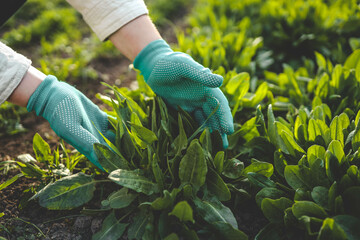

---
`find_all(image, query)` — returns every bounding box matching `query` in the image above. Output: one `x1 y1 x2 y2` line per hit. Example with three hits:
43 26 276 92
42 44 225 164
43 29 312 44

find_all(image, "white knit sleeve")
66 0 149 41
0 41 31 105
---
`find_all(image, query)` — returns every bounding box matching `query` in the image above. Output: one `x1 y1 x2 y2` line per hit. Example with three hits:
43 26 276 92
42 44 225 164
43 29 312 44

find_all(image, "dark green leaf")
292 201 328 219
129 122 158 146
311 186 329 210
247 172 277 189
127 209 148 240
212 221 248 240
92 211 128 240
254 223 283 240
105 188 137 209
179 139 207 191
261 197 293 223
109 169 159 195
333 215 360 240
242 161 273 178
33 173 96 210
151 188 180 210
317 218 347 240
193 198 237 229
207 167 231 201
214 151 224 174
342 186 360 218
94 143 130 173
222 158 244 179
255 187 287 207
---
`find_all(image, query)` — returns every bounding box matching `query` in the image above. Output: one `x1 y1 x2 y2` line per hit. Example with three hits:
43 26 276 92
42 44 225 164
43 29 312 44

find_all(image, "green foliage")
3 0 360 239
0 102 27 137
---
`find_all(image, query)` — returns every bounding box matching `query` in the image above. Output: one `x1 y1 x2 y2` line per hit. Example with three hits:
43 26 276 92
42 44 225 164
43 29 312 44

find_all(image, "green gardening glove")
27 75 114 170
133 39 234 148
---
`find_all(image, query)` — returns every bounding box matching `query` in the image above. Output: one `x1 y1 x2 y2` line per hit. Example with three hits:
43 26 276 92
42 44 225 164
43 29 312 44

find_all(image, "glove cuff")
133 39 173 81
27 75 58 119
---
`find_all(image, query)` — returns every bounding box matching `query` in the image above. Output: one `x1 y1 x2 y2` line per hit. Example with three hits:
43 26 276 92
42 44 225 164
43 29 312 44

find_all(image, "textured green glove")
27 75 114 169
133 39 234 148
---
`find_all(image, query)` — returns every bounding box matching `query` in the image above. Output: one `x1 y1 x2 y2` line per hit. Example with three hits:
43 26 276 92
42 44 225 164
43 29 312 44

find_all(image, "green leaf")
212 221 248 240
307 145 326 164
261 197 293 223
342 186 360 218
0 173 23 191
315 51 327 69
247 172 277 189
222 158 244 179
33 172 96 210
193 198 237 229
243 82 268 108
311 186 329 210
225 72 250 96
333 215 360 240
243 161 274 178
16 161 46 179
344 49 360 69
328 140 345 164
280 130 305 157
330 114 350 147
173 113 188 156
255 188 287 207
33 133 51 163
129 122 158 146
94 143 130 173
104 188 137 209
284 165 311 190
214 151 224 173
150 188 181 210
267 104 278 146
179 139 207 191
151 154 164 192
109 169 159 195
127 209 148 240
255 223 283 240
168 201 194 223
292 201 328 219
164 233 179 240
207 167 231 201
92 211 128 240
325 150 340 182
274 151 287 177
317 218 347 240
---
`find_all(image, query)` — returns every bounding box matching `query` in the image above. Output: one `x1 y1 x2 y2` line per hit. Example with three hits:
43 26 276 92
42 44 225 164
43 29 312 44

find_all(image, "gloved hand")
133 39 234 148
27 75 114 169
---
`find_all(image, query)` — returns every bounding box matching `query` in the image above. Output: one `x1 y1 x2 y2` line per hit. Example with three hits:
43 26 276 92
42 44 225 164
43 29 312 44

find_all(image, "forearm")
8 66 45 107
109 14 162 61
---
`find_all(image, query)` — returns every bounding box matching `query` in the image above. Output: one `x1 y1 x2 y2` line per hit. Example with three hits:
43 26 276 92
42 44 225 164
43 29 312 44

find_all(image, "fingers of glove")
200 101 230 149
221 132 229 149
173 53 223 88
202 97 223 134
206 88 234 135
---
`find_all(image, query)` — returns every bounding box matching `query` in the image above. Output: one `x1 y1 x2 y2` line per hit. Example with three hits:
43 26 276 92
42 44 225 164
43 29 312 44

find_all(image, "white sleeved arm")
0 41 31 105
66 0 149 41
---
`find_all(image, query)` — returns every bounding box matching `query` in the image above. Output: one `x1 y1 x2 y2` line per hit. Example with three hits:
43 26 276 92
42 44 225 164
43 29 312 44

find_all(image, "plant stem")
13 217 46 238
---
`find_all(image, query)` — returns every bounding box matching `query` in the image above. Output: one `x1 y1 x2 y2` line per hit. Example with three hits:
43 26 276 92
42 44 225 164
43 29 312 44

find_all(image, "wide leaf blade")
34 172 96 210
109 169 159 195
